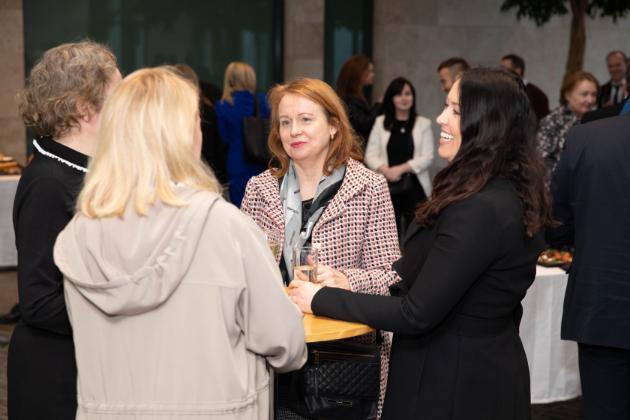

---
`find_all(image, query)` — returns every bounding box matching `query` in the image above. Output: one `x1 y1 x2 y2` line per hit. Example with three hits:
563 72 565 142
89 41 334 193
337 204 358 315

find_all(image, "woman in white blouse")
365 77 434 238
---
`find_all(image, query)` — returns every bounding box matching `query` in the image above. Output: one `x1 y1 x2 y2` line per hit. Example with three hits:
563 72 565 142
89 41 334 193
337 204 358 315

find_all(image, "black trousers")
578 342 630 420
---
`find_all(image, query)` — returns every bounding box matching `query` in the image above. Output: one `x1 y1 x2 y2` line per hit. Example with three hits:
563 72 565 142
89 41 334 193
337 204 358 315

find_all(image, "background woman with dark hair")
365 77 434 238
290 68 554 419
335 55 382 149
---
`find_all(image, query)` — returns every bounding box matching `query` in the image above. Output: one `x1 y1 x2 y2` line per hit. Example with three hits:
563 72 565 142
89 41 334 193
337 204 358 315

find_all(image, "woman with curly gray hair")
8 40 120 419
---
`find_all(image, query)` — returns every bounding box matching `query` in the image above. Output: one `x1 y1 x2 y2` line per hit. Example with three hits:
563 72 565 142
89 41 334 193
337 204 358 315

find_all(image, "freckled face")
278 94 337 169
436 80 462 162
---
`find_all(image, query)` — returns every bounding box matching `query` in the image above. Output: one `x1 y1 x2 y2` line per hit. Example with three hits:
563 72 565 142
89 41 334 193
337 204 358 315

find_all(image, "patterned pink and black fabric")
241 158 401 418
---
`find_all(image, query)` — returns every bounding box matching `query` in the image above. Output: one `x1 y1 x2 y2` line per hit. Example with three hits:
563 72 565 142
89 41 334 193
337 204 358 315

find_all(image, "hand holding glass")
292 245 318 282
265 230 282 261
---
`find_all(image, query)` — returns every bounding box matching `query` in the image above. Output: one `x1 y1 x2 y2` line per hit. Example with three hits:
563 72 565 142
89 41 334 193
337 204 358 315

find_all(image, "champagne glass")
292 245 318 282
265 229 282 261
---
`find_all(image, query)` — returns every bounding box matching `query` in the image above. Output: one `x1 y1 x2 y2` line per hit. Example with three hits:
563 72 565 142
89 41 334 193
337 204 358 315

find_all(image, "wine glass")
265 229 282 261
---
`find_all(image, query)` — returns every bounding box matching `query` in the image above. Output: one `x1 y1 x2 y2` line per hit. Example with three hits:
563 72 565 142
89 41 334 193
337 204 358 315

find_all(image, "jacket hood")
54 186 221 316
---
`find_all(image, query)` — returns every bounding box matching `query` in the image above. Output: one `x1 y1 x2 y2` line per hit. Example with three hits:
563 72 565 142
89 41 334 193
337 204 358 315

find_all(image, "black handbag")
242 97 271 165
289 340 380 419
388 172 416 196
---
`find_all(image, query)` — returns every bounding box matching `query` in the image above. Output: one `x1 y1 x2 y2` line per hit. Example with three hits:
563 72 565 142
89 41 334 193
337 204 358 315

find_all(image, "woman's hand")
378 165 399 183
288 280 322 314
315 264 351 290
390 163 412 180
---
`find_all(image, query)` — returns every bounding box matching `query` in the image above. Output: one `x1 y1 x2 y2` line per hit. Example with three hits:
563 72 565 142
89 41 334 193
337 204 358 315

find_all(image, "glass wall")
23 0 283 92
323 0 373 89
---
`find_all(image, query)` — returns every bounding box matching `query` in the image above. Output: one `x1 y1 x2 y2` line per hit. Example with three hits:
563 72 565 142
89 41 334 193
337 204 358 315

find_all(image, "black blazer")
525 82 550 121
597 81 613 109
581 97 628 124
313 178 544 420
547 113 630 350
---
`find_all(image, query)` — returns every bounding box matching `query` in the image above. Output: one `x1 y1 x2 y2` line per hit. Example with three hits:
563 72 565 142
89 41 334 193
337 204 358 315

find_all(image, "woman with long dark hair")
336 55 382 148
365 77 433 238
290 68 554 419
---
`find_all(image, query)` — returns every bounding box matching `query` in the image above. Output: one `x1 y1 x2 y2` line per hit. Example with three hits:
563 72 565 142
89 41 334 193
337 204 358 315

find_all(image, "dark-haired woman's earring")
330 132 335 141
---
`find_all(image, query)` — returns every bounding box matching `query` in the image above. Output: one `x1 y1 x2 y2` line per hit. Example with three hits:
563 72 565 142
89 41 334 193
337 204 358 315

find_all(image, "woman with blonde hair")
241 77 400 418
9 40 121 419
53 67 306 419
216 61 270 206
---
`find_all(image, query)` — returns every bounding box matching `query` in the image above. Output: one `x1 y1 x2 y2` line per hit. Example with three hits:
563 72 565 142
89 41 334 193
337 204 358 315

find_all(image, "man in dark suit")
597 50 627 109
501 53 550 121
547 113 630 420
582 66 630 123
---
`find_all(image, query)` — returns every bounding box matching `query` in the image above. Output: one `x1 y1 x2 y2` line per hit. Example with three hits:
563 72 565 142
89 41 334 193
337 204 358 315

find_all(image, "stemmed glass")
265 229 282 261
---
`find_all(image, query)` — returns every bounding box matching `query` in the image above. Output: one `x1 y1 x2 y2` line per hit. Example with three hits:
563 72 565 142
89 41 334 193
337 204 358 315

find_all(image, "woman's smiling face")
436 79 462 162
278 93 337 169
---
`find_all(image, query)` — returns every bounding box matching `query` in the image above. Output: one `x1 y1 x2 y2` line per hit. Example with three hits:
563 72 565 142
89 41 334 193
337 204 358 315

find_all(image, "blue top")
215 90 270 178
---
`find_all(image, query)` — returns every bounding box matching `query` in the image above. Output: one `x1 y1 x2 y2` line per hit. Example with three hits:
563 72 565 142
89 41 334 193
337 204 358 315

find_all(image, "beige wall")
284 0 324 80
0 0 25 164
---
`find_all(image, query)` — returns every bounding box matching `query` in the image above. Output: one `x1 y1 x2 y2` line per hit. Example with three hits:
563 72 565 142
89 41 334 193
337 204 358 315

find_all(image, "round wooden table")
303 313 374 343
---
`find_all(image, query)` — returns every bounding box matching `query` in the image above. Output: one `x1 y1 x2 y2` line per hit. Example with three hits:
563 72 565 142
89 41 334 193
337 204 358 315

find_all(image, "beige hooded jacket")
53 186 307 419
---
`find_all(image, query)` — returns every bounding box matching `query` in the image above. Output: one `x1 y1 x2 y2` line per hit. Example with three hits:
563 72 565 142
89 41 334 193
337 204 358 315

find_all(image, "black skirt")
8 322 77 419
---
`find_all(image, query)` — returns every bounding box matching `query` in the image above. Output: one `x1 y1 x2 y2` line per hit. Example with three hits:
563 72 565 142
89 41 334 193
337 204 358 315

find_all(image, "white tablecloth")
0 175 19 267
520 265 581 403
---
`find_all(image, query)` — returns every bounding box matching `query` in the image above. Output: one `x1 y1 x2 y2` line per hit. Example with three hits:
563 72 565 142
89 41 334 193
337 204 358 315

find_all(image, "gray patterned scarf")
280 161 346 277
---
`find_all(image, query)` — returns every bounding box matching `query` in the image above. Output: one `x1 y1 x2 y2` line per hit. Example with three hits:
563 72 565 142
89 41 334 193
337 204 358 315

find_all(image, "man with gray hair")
597 50 627 108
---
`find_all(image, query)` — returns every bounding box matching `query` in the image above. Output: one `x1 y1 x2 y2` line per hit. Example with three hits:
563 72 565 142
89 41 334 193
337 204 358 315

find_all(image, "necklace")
32 139 88 173
400 127 406 133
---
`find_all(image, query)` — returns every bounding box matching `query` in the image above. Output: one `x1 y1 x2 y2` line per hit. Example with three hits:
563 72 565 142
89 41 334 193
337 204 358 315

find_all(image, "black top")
342 95 382 145
8 136 86 419
386 120 414 166
200 102 228 185
547 113 630 350
13 137 87 333
312 177 544 419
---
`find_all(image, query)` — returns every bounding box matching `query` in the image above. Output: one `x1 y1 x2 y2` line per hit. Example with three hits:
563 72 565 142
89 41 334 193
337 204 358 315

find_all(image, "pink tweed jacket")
241 158 400 417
